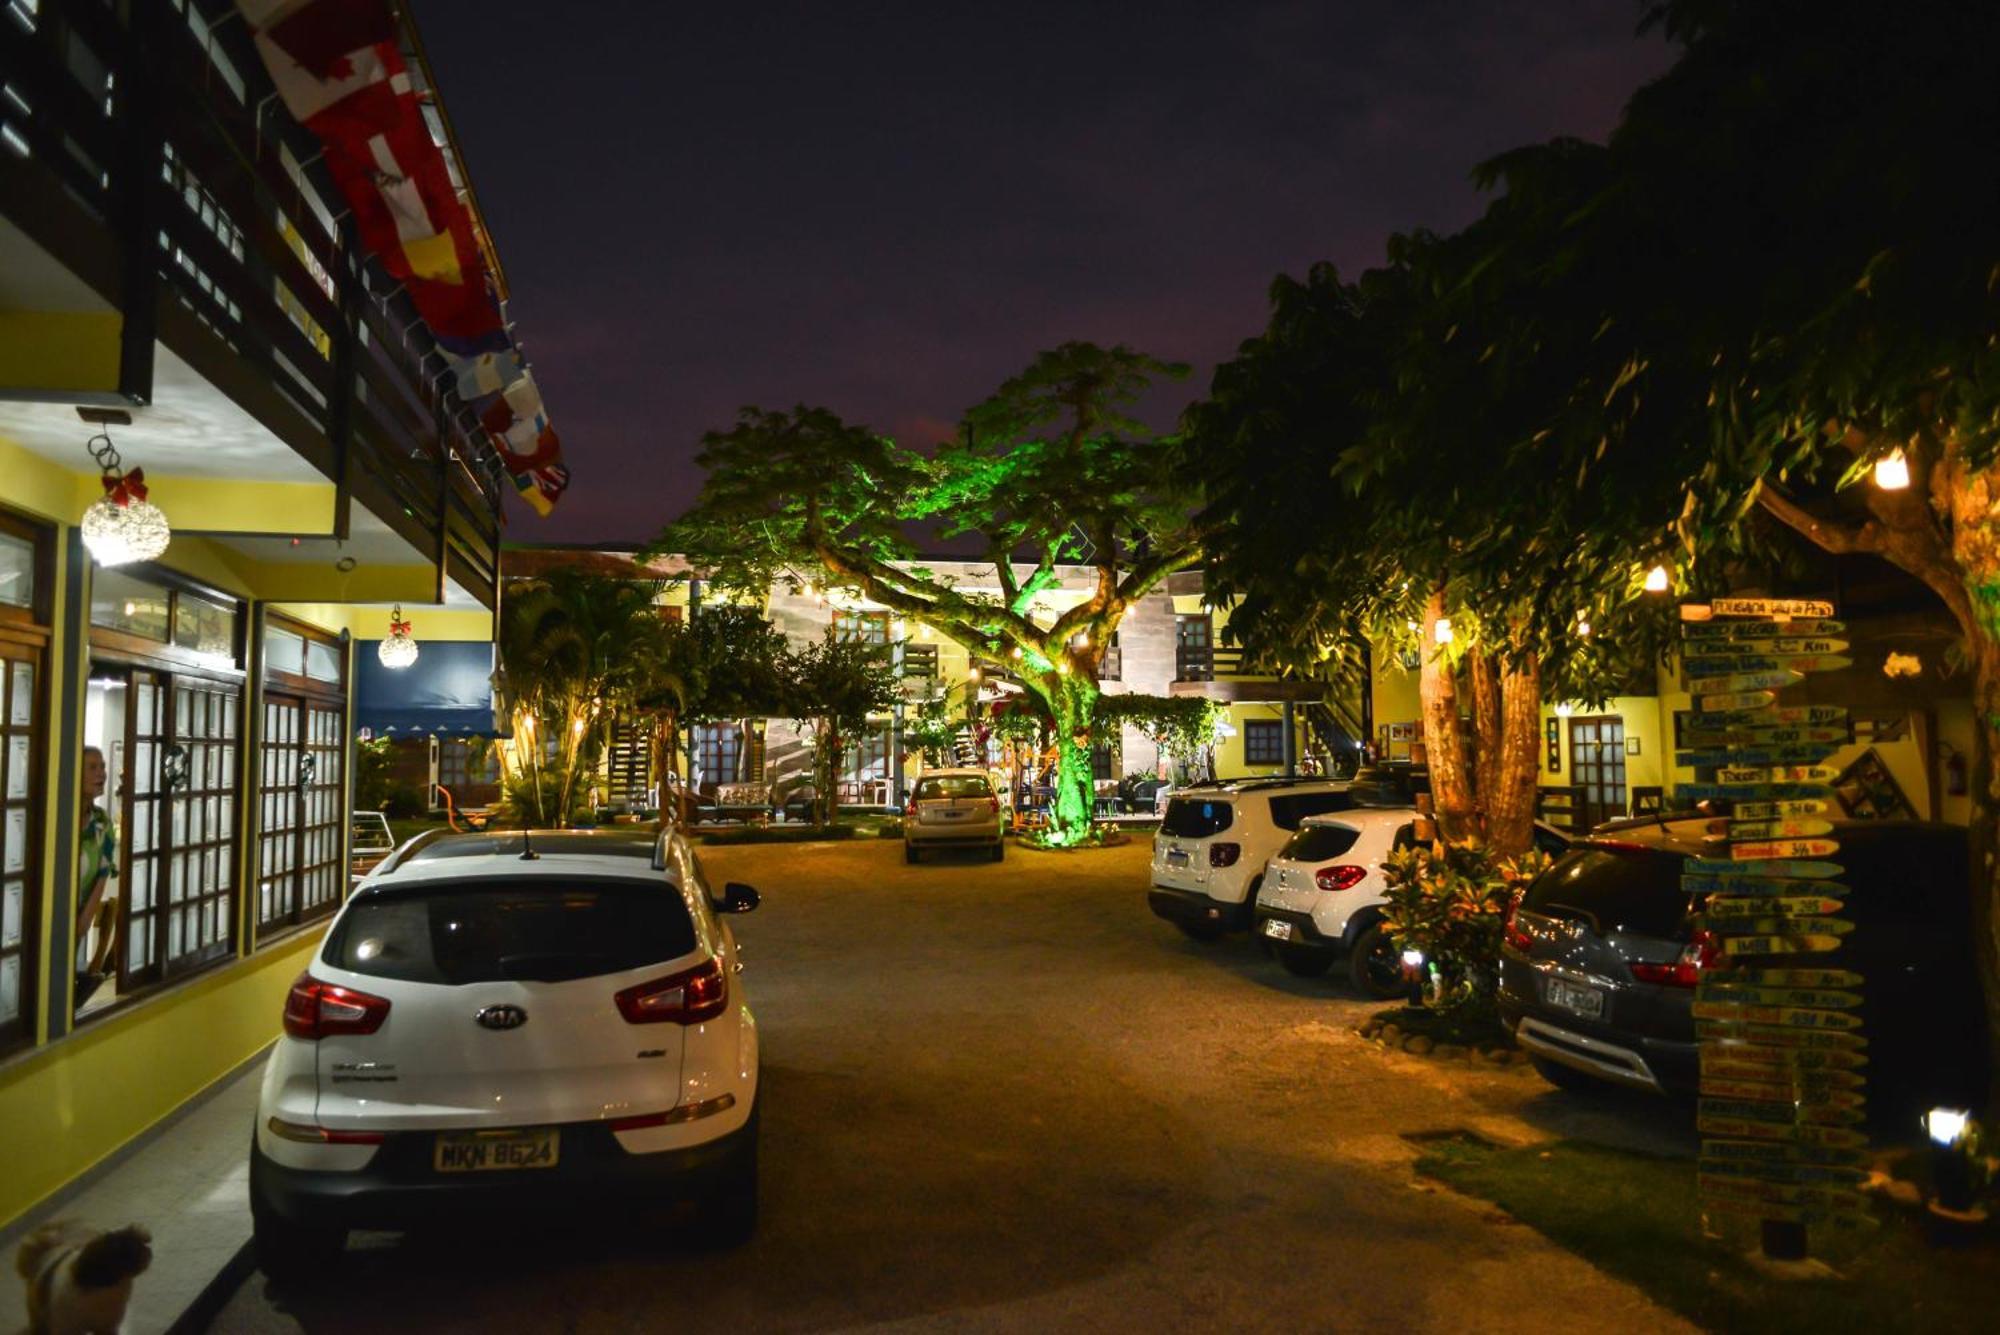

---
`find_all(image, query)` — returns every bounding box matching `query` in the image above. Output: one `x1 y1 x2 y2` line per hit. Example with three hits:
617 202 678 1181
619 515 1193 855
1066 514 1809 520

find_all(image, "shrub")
1379 840 1548 1018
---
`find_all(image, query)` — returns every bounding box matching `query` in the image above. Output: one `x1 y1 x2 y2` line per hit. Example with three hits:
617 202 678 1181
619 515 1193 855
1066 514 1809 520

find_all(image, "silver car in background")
903 769 1006 862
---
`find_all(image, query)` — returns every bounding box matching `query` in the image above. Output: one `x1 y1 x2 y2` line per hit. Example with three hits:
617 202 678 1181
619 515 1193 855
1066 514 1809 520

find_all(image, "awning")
354 640 507 738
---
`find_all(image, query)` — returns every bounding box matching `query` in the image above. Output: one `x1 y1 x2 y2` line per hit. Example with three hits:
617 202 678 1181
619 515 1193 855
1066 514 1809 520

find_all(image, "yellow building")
0 3 516 1227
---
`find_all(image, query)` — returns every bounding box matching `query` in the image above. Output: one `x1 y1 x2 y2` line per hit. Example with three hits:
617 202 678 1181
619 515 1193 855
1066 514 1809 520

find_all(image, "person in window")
75 745 118 1005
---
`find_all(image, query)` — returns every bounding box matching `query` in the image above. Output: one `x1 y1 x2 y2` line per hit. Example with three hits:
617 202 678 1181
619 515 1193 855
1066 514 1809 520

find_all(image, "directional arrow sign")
1702 818 1835 841
1693 690 1778 713
1699 1079 1867 1110
1701 1123 1870 1153
1729 838 1841 861
1680 783 1832 802
1697 1176 1869 1212
1731 967 1865 989
1702 897 1850 921
1729 800 1829 820
1703 1137 1867 1164
1686 857 1843 879
1676 704 1849 727
1713 765 1840 784
1680 728 1847 748
1701 1098 1864 1126
1683 618 1845 639
1683 638 1849 659
1693 1002 1862 1029
1690 670 1806 696
1705 597 1837 619
1684 876 1848 897
1705 915 1854 938
1700 1059 1866 1087
1701 1042 1868 1070
1720 933 1848 956
1677 746 1841 768
1696 982 1860 1008
1698 1021 1867 1049
1685 655 1852 678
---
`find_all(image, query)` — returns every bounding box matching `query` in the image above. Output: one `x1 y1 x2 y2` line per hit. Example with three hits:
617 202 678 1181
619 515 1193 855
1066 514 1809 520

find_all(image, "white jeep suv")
249 827 760 1276
1255 809 1573 997
1147 779 1356 940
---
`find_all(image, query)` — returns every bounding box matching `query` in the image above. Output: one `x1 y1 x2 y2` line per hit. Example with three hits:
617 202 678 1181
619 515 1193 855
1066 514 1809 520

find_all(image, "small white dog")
15 1221 152 1335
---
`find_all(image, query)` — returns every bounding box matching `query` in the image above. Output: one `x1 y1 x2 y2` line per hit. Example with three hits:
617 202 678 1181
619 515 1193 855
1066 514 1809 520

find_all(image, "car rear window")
1523 846 1692 939
328 879 698 985
1268 791 1355 830
1280 823 1362 862
1162 797 1234 838
915 775 991 800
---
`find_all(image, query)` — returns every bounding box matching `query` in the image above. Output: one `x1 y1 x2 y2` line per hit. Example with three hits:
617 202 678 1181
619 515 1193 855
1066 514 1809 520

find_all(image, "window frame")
1243 718 1285 766
0 508 52 1056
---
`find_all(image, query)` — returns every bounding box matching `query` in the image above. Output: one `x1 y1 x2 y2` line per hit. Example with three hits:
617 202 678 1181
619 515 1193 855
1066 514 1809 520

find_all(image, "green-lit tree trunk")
1028 671 1102 847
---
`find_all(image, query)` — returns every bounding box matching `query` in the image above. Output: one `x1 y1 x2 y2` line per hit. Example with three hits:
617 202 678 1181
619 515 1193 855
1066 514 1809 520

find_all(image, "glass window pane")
90 569 170 640
305 638 341 683
174 592 237 659
265 627 305 676
0 531 33 608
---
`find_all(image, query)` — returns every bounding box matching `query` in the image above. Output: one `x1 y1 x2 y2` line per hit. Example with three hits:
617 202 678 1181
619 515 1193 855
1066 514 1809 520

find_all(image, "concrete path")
197 837 1697 1333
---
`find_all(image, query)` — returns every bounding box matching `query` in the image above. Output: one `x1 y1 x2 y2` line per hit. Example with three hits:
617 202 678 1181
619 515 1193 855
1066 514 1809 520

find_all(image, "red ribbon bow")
390 617 411 637
103 467 148 507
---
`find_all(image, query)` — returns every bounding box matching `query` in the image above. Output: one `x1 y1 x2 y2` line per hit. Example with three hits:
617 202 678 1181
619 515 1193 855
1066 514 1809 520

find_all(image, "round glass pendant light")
80 431 170 567
378 605 419 669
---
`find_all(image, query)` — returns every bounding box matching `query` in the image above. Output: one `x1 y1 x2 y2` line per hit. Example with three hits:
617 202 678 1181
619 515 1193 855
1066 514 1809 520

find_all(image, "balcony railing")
0 0 504 604
1177 644 1262 681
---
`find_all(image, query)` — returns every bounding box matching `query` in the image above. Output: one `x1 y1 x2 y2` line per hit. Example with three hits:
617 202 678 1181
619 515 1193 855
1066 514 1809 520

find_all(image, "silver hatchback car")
903 769 1005 863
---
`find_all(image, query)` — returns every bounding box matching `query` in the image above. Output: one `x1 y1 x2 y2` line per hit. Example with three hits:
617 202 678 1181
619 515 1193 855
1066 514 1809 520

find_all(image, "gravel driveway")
213 837 1696 1334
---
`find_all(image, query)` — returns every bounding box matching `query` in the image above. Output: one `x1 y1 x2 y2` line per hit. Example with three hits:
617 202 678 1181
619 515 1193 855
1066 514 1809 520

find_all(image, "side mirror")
722 881 760 914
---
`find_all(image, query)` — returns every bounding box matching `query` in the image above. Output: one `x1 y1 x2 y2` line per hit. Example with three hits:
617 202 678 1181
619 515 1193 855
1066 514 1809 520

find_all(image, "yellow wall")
0 312 121 397
1212 702 1307 779
0 933 320 1226
273 602 494 643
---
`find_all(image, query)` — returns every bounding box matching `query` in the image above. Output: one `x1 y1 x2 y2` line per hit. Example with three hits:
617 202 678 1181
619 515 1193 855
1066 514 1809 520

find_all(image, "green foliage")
1093 694 1221 761
653 342 1209 847
487 766 584 829
784 630 903 825
903 680 968 766
1378 842 1548 1018
633 604 793 724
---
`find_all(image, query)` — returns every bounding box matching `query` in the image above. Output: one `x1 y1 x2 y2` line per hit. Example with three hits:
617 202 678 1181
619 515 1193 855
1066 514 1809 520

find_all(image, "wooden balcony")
1171 645 1322 702
0 0 504 605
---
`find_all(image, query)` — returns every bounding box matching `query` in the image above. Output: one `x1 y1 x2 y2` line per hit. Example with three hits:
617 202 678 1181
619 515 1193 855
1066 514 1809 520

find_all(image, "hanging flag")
236 0 569 516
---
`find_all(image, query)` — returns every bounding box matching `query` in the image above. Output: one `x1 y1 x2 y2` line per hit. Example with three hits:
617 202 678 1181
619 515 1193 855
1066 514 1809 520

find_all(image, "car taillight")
1314 864 1367 892
616 958 728 1024
282 973 390 1040
1502 901 1533 953
266 1116 385 1146
1631 929 1719 988
1209 843 1241 868
905 798 917 816
987 796 1000 814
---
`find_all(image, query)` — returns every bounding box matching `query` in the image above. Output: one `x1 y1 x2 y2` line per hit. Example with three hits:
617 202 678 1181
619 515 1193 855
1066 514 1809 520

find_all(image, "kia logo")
476 1004 528 1031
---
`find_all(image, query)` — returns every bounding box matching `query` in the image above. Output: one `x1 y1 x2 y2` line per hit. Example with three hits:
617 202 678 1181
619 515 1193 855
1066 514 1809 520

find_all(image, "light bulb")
1874 449 1911 491
1644 565 1670 593
1432 617 1453 644
81 497 171 567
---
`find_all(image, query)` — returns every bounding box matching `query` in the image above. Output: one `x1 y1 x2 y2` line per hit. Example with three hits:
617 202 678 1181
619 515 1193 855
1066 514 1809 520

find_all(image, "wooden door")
0 639 42 1044
1568 715 1628 830
119 670 167 991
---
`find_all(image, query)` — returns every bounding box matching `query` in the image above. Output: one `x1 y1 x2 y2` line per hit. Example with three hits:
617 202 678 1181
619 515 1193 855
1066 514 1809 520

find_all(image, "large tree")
783 630 903 826
654 342 1203 846
1184 254 1669 855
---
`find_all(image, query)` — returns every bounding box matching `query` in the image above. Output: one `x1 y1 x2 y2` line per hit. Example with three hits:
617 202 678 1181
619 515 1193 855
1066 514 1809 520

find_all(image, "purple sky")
419 2 1674 544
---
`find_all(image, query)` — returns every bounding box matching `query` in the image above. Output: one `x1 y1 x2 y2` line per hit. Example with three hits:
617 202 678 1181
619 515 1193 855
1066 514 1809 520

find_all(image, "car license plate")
434 1128 559 1173
1545 978 1606 1020
1165 848 1190 867
1262 918 1294 941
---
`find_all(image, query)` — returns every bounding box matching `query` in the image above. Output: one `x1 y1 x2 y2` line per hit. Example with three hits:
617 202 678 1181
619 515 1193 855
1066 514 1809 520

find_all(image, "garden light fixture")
377 605 419 669
1873 449 1911 491
1432 617 1453 644
79 431 170 567
1924 1106 1989 1222
1643 564 1670 593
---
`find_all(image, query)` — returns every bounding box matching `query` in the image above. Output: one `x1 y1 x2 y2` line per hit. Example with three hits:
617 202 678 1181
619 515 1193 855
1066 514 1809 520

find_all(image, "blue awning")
355 639 507 738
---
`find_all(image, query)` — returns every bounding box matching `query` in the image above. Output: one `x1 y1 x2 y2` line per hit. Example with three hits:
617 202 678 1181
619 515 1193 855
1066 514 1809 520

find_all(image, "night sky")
418 2 1673 544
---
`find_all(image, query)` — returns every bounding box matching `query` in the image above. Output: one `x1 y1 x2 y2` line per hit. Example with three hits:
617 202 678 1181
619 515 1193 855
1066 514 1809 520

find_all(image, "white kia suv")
249 827 761 1276
1147 779 1356 940
1254 809 1572 997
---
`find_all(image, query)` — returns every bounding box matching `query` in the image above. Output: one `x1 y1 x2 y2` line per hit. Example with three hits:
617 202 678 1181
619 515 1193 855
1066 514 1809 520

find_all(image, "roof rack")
374 826 457 876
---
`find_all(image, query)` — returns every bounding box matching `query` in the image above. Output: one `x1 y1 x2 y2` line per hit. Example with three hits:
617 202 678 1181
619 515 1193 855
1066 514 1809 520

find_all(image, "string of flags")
236 0 569 515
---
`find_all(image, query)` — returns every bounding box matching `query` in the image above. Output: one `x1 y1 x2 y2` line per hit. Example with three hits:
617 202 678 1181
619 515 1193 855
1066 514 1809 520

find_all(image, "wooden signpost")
1679 598 1865 1260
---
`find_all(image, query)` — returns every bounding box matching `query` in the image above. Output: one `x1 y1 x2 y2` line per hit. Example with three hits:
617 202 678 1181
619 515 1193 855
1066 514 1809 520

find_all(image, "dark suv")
1497 818 1988 1125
